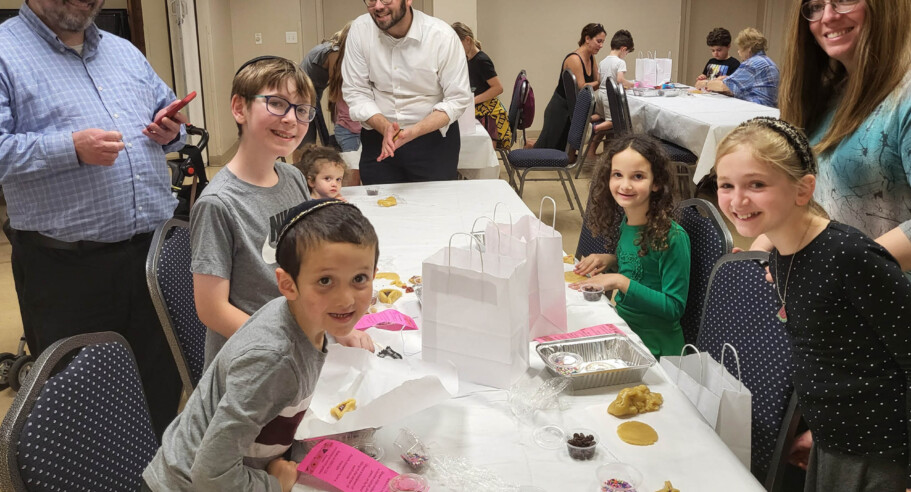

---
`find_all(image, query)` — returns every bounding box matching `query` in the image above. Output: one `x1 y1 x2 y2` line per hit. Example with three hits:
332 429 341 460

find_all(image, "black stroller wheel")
9 354 35 392
0 352 16 390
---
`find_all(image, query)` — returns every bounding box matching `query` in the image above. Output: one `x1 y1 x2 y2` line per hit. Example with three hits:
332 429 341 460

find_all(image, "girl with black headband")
715 117 911 492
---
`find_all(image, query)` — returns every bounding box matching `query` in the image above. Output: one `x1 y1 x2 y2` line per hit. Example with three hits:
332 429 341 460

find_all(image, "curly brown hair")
706 27 732 47
587 134 674 257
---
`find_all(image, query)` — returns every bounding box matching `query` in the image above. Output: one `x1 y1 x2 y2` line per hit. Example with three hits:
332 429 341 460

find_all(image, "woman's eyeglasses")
254 95 316 123
800 0 861 21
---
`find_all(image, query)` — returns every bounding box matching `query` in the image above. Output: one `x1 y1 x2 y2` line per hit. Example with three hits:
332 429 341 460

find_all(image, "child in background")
598 29 636 90
571 134 690 357
192 57 371 370
715 117 911 492
324 22 363 186
696 27 740 82
143 200 379 492
299 145 348 201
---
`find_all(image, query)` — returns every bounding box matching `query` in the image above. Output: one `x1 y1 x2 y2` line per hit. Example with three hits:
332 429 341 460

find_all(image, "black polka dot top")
770 221 911 465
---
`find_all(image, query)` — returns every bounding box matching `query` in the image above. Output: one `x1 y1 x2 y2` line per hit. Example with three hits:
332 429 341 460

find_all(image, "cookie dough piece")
378 288 402 304
608 384 664 417
378 196 397 207
617 421 658 446
655 481 680 492
564 271 588 283
331 398 357 419
375 272 401 282
563 255 576 264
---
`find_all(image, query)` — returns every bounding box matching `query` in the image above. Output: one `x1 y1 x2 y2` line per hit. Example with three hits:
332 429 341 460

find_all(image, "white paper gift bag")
660 343 752 468
483 198 567 339
656 51 673 85
422 233 530 389
636 54 658 87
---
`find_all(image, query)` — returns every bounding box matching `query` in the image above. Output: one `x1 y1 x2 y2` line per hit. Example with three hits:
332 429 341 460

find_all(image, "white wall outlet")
285 31 298 44
254 32 262 45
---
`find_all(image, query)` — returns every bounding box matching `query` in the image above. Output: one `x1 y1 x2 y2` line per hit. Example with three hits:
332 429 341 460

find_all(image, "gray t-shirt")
190 161 310 366
143 297 327 492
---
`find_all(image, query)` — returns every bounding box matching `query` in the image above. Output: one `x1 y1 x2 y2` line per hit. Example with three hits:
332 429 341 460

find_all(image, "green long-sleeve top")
614 218 690 357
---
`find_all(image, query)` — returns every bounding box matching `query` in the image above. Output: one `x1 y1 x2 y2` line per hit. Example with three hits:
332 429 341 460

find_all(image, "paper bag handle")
674 344 704 386
447 232 484 272
719 342 744 391
492 202 513 236
538 196 557 234
469 216 503 254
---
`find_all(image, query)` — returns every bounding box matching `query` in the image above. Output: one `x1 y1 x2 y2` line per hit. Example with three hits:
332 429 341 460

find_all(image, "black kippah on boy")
275 198 358 259
746 117 818 174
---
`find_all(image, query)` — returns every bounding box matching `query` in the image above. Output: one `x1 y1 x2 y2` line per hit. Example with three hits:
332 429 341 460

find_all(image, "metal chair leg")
517 169 529 197
556 170 574 210
564 170 585 217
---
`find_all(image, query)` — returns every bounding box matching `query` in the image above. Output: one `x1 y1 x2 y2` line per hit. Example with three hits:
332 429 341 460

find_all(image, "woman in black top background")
452 22 511 149
532 23 606 150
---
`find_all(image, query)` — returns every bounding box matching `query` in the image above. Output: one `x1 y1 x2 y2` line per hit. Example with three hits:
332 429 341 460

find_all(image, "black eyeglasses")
800 0 861 21
364 0 393 6
254 95 316 123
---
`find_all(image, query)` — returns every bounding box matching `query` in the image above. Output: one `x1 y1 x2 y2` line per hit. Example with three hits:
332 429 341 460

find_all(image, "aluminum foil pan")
536 335 656 389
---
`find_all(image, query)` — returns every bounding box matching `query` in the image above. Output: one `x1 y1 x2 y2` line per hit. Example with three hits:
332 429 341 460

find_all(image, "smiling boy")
143 199 379 492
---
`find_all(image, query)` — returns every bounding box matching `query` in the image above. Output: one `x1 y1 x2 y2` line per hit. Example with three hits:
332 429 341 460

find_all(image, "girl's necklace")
773 217 815 323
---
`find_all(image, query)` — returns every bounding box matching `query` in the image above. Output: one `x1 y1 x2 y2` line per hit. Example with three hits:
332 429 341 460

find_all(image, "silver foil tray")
536 335 657 390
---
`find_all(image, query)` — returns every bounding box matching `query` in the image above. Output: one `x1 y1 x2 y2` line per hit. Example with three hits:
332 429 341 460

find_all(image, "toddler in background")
299 145 348 201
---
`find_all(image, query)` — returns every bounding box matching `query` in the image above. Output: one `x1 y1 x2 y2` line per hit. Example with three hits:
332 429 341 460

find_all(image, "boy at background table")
143 200 379 492
191 57 371 370
696 27 740 83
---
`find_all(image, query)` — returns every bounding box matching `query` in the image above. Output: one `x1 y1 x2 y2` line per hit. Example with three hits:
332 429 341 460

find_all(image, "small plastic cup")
366 187 380 196
388 473 429 492
565 428 599 461
532 424 566 449
548 351 582 376
582 285 604 302
596 463 643 491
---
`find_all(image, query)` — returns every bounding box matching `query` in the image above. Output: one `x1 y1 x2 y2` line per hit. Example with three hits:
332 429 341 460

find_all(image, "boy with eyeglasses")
190 56 373 368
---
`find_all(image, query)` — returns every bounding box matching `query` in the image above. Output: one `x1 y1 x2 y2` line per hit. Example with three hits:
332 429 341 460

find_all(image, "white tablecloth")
628 93 779 183
342 120 500 180
296 180 764 491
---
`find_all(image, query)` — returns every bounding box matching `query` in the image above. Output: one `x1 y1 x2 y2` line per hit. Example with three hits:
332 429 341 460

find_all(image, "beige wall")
195 0 238 162
432 0 476 32
142 0 173 89
478 0 684 133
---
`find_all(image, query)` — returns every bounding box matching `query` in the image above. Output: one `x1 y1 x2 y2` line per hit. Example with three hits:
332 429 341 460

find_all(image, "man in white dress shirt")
342 0 472 184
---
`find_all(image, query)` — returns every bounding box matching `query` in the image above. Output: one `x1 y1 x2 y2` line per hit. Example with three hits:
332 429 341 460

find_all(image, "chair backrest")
561 68 578 117
566 85 595 152
673 198 733 345
0 332 159 492
606 78 632 134
695 252 794 484
146 217 206 391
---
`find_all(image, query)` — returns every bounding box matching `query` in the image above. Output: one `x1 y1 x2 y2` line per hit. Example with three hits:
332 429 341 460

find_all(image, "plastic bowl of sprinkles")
597 463 643 491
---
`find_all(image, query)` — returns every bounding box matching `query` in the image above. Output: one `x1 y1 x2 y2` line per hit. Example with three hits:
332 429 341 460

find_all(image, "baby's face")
309 163 345 199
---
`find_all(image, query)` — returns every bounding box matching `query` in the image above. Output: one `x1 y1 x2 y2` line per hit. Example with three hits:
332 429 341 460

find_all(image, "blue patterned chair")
673 198 733 345
0 332 158 492
506 85 595 216
146 217 206 392
695 252 798 487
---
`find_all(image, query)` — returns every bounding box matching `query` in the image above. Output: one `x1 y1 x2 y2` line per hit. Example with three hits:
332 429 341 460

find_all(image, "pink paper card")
533 324 625 343
297 440 398 492
354 310 418 331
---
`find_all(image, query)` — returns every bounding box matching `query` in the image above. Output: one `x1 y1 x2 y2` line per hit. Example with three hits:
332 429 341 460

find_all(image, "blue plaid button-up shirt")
0 4 185 242
723 51 780 108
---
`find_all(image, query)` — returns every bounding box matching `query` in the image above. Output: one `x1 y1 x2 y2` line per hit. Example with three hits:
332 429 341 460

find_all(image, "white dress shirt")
342 9 472 136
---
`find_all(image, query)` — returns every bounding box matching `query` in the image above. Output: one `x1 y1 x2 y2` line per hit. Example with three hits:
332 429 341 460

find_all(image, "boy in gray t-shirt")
144 199 380 492
191 56 373 368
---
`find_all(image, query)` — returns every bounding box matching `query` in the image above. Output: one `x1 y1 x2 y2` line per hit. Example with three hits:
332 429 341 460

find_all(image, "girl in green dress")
571 134 690 357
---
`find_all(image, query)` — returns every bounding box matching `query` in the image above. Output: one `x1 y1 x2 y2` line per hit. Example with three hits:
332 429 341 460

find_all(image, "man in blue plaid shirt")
0 0 184 439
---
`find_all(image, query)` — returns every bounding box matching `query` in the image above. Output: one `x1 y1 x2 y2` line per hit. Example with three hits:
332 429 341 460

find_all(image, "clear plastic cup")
565 428 599 461
596 463 643 491
582 285 604 301
387 473 429 492
548 351 583 376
